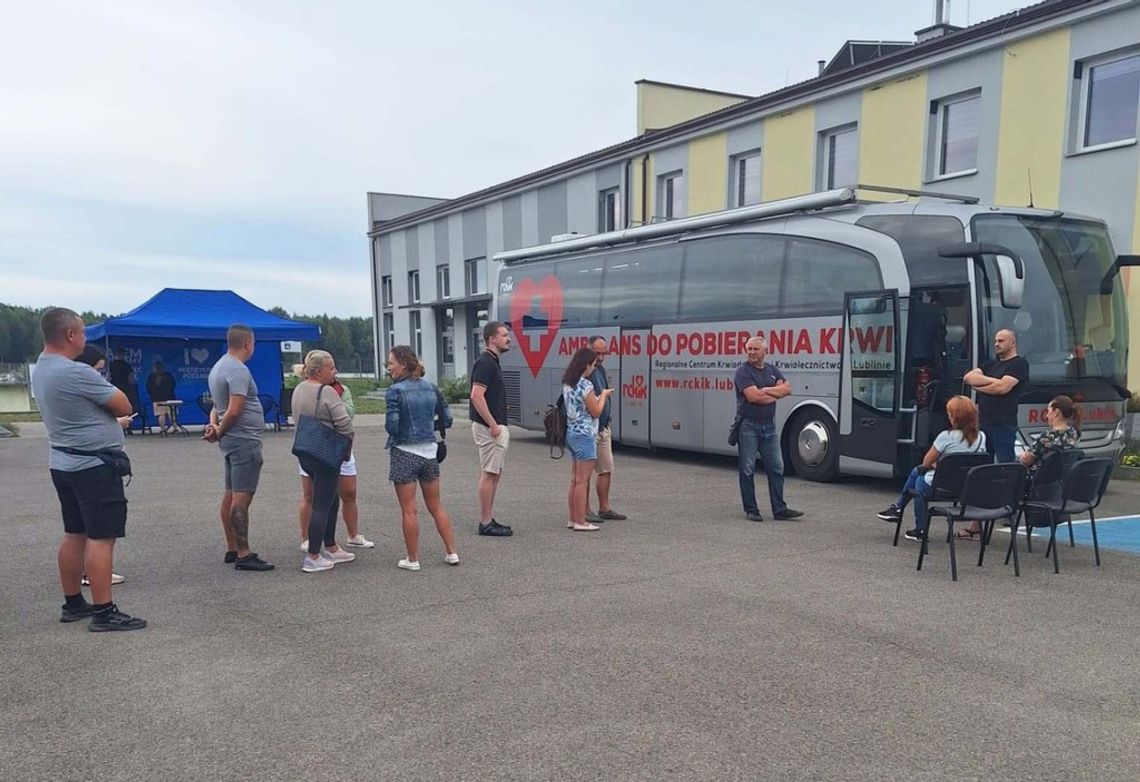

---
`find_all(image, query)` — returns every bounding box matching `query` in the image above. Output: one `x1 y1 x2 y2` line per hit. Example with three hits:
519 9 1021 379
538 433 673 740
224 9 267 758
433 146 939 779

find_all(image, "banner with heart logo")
508 275 564 378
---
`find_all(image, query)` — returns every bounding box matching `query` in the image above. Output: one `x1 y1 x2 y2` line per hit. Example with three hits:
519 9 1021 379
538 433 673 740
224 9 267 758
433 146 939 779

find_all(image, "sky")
0 0 1033 317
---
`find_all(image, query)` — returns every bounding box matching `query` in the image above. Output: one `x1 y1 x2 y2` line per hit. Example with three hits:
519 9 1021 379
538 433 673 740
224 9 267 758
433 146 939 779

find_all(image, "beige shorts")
594 425 614 474
153 402 172 417
472 422 509 474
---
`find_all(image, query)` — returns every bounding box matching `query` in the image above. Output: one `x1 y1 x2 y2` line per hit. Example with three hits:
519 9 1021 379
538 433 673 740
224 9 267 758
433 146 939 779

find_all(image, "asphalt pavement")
2 418 1139 781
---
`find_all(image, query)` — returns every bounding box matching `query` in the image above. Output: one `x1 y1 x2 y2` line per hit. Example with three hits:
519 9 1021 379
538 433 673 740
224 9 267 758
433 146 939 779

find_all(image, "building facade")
370 0 1140 385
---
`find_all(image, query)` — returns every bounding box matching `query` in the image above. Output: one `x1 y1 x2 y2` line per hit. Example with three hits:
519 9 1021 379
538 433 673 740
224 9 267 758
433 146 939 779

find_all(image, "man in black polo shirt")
469 321 513 537
965 328 1029 462
734 336 803 522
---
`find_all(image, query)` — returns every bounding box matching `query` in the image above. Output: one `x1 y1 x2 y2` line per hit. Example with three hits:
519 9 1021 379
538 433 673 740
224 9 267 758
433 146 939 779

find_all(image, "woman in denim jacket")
385 345 458 571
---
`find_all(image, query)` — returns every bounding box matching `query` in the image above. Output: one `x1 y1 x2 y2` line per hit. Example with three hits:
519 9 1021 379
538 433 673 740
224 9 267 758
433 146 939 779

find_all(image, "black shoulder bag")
52 445 132 484
434 386 448 464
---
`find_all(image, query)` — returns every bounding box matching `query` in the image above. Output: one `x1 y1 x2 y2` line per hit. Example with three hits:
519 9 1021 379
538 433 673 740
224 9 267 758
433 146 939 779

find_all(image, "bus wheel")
788 410 838 482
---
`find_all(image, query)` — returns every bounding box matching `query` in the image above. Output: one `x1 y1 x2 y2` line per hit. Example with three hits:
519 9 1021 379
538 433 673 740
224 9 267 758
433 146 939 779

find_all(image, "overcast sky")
0 0 1032 317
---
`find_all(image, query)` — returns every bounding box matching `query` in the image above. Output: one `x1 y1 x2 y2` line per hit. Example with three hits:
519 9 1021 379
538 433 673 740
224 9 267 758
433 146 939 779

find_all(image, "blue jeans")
985 424 1017 463
896 466 934 532
737 419 786 515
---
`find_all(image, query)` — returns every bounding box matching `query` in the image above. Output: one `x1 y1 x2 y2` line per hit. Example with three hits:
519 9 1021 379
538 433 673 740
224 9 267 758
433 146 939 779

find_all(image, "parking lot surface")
3 419 1139 781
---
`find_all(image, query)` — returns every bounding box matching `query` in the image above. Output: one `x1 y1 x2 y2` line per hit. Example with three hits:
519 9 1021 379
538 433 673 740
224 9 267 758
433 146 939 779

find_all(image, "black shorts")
389 447 440 485
50 465 128 540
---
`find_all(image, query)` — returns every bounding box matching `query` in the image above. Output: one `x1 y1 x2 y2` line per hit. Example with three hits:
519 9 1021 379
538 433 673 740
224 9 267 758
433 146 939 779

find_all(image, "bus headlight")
1114 422 1125 440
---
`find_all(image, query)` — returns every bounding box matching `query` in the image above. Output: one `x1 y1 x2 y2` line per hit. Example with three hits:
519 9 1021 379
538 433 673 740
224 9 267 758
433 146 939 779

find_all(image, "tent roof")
86 288 321 341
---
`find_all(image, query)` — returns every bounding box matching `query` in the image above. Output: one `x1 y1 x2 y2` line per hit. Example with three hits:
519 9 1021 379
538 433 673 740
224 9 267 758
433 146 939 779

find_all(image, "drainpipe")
623 158 632 229
640 152 649 225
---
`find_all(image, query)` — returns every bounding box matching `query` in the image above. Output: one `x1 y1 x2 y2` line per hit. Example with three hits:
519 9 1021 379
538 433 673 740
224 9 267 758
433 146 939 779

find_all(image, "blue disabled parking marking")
1007 514 1140 555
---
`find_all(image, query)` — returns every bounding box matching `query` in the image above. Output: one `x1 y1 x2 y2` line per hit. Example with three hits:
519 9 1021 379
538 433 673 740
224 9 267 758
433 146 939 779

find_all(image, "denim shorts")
566 431 598 462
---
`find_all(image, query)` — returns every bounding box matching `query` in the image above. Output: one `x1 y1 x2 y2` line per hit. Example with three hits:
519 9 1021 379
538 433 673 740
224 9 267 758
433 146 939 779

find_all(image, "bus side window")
599 244 683 326
555 257 604 328
679 235 784 321
782 237 882 315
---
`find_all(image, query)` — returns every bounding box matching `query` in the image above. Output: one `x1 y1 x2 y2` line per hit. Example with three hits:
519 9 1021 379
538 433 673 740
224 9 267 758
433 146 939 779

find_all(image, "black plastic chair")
1018 448 1084 554
1009 457 1113 575
893 452 992 547
922 463 1026 581
277 387 293 430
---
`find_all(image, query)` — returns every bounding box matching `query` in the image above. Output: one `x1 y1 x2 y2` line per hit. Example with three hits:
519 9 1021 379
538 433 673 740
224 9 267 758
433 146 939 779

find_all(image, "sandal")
569 523 600 531
954 529 979 540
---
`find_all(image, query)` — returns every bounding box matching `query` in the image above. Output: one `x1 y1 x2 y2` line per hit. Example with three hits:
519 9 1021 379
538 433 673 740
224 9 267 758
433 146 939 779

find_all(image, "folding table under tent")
85 288 320 428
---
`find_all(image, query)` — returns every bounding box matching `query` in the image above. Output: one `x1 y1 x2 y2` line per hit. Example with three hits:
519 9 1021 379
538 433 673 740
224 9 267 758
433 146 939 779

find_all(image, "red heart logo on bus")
509 275 564 378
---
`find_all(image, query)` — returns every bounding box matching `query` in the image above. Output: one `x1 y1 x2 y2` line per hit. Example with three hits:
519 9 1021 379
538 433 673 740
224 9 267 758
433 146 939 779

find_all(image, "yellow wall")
760 107 815 200
993 29 1071 207
687 132 728 215
637 82 748 136
859 73 927 193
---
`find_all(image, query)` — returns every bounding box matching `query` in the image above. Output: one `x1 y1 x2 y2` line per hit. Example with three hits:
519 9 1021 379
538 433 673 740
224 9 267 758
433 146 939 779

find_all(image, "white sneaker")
301 555 335 573
299 539 309 552
345 534 375 549
397 558 421 571
323 548 356 564
444 553 460 566
81 573 125 586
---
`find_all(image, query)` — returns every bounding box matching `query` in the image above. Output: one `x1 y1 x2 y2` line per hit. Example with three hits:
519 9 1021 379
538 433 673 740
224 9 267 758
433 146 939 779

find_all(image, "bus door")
618 328 651 446
839 291 902 478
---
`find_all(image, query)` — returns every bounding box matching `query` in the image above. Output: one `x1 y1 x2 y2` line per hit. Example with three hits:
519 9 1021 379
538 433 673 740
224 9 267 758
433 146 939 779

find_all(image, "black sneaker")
877 504 903 521
745 512 765 522
234 553 275 571
774 509 805 520
89 604 147 632
60 601 95 623
903 528 924 542
490 517 511 531
224 550 238 564
478 520 513 537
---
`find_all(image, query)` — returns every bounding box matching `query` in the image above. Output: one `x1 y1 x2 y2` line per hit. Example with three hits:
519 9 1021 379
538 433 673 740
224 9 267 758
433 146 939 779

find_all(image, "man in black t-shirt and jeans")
734 336 803 522
965 328 1029 463
469 321 513 537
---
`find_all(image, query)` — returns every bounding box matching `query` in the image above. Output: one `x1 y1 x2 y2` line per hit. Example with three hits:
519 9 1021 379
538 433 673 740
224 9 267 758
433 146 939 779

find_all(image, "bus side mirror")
1100 255 1140 295
938 242 1024 309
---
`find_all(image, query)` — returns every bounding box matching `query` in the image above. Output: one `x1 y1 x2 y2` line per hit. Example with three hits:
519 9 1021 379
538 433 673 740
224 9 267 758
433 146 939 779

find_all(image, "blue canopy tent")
86 289 320 428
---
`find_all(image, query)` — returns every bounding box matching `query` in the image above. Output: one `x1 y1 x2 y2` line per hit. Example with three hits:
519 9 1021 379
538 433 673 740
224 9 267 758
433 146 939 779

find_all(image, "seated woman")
1019 394 1081 474
877 395 987 541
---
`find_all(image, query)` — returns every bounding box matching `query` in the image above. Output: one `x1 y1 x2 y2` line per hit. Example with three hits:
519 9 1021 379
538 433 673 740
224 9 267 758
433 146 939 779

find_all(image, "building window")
465 257 486 295
382 312 395 356
381 275 393 308
658 171 685 220
408 270 420 303
935 92 981 177
597 187 620 232
410 311 423 356
732 150 762 207
1080 52 1140 149
821 125 858 189
437 264 450 299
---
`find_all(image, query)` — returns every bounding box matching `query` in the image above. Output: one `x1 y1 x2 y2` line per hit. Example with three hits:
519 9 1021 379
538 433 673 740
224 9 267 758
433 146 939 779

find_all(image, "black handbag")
435 387 448 464
291 384 352 472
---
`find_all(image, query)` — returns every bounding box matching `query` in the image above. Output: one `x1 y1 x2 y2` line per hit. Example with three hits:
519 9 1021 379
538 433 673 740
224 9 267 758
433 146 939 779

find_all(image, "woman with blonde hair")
385 346 458 571
877 395 987 541
291 350 356 573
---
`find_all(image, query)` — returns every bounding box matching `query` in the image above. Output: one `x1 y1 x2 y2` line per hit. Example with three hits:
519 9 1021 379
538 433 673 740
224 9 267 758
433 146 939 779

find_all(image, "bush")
440 375 471 404
1128 393 1140 413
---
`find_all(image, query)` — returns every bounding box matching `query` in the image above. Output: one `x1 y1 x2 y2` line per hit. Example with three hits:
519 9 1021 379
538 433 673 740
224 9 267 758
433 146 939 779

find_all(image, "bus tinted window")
555 256 604 327
600 244 683 325
679 234 784 320
782 237 882 315
856 215 967 286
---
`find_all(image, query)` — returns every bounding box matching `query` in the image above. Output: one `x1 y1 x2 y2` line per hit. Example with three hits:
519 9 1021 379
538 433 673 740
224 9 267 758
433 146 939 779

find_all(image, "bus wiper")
1099 255 1140 294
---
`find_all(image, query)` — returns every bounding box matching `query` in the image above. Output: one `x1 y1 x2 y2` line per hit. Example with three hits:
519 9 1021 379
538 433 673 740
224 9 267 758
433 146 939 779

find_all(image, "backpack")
543 393 567 459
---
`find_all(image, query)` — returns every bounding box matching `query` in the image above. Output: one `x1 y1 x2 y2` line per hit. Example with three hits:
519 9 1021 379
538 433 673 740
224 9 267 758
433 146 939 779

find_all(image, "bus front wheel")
788 410 839 482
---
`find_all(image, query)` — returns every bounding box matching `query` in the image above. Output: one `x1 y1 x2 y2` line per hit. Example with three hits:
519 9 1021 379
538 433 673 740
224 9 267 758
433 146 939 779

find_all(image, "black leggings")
299 456 340 555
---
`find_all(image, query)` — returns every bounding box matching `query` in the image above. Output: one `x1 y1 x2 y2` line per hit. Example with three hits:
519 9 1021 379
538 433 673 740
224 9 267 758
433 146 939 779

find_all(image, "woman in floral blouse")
1019 395 1081 474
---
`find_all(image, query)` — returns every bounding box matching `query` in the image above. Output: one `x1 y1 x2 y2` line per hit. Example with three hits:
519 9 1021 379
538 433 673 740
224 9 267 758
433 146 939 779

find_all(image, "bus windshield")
972 215 1128 388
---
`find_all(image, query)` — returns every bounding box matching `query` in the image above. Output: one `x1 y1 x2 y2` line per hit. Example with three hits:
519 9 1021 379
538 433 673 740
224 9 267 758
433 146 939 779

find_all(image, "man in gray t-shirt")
202 324 274 572
31 308 146 631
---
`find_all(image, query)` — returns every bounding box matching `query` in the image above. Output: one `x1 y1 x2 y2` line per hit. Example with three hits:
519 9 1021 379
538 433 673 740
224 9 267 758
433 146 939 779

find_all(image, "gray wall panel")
537 181 568 244
1060 145 1139 252
377 235 392 275
462 207 487 260
922 48 1003 202
522 190 539 246
814 92 862 190
654 143 687 176
405 225 420 270
726 120 763 157
502 195 523 251
566 171 597 235
595 163 623 191
418 227 436 300
433 220 450 264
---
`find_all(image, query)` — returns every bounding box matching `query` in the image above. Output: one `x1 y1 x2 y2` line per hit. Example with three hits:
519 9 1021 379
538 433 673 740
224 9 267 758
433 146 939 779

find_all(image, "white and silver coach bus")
493 187 1133 481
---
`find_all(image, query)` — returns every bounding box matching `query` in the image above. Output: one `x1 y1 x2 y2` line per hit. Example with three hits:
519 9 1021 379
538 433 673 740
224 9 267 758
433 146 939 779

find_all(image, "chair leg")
1067 516 1075 548
917 523 931 572
977 520 992 567
1025 516 1033 553
1089 510 1101 566
948 522 959 582
1047 516 1060 575
893 515 903 547
1008 512 1021 577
